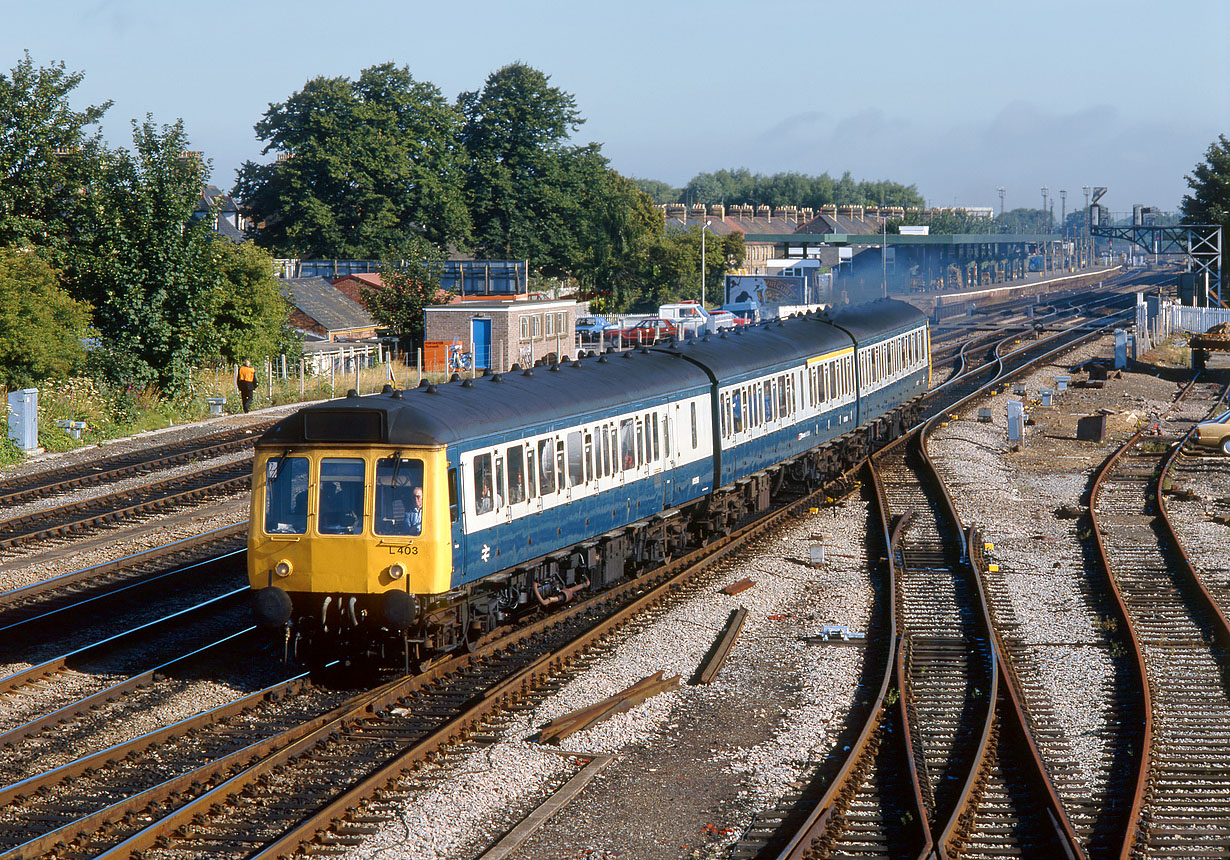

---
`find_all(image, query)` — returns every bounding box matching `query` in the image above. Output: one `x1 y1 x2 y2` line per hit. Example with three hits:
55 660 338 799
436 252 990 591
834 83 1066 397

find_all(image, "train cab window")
264 455 309 534
567 431 584 487
448 468 459 523
538 439 555 495
507 446 525 504
319 458 365 535
374 456 425 536
620 419 636 469
473 453 495 514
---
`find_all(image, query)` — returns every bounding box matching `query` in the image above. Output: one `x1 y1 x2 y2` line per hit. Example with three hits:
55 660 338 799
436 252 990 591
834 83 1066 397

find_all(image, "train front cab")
247 444 453 637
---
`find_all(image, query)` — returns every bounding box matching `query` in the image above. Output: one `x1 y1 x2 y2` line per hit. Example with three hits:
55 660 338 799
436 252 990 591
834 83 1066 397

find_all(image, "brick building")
423 299 580 371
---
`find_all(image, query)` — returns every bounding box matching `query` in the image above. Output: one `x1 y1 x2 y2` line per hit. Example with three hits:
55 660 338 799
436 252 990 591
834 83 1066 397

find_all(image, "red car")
611 317 680 346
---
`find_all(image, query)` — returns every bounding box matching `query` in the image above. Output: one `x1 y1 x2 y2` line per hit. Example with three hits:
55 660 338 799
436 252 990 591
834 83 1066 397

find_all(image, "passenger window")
601 427 611 476
318 458 365 535
556 440 566 488
494 455 505 510
538 439 555 495
636 420 644 465
507 446 525 504
264 455 309 535
567 431 584 487
526 446 538 499
664 412 672 458
764 383 774 422
374 456 425 536
584 432 594 482
652 415 660 460
690 403 698 449
621 419 636 469
473 453 494 514
732 392 743 434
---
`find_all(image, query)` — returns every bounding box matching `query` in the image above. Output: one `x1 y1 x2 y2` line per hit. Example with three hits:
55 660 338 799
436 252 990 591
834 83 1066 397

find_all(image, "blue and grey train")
248 299 931 665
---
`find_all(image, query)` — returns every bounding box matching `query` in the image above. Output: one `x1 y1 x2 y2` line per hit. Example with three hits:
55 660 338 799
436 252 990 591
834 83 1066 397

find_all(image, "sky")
5 0 1226 216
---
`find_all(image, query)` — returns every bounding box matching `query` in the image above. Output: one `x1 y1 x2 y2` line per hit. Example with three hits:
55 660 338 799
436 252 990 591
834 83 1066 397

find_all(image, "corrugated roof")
280 277 375 334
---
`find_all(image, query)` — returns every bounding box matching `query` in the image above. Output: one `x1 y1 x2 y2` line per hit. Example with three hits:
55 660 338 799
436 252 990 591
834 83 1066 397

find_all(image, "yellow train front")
248 393 456 667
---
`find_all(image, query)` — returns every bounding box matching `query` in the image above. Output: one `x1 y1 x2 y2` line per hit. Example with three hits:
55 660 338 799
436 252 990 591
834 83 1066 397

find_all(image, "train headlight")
389 563 406 580
274 559 293 578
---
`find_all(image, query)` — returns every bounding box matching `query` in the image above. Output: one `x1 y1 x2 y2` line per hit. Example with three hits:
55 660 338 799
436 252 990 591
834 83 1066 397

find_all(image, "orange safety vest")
238 365 256 384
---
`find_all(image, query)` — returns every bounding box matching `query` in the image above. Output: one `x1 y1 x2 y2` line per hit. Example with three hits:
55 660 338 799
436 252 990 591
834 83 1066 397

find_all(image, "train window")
507 446 525 504
584 432 594 482
556 440 566 489
601 425 611 476
732 392 743 434
526 446 538 499
764 383 774 423
374 456 425 536
664 412 672 459
777 375 787 416
636 419 644 465
494 455 506 510
473 453 495 514
651 414 660 460
264 456 309 534
448 468 459 522
690 402 698 449
620 419 635 469
318 458 365 535
567 431 584 487
789 376 796 415
539 439 556 494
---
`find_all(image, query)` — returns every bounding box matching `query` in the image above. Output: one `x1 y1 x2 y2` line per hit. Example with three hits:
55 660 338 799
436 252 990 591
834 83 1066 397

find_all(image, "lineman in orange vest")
236 360 257 413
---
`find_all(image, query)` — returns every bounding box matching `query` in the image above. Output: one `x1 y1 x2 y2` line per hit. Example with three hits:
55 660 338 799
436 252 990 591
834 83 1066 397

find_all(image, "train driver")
406 486 424 536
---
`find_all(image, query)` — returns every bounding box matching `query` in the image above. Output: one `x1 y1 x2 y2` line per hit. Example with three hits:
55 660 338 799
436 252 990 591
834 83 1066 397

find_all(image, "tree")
631 178 680 204
0 52 110 255
1181 134 1230 278
199 240 299 366
360 235 451 350
69 119 219 391
235 63 470 258
0 246 92 389
459 63 587 269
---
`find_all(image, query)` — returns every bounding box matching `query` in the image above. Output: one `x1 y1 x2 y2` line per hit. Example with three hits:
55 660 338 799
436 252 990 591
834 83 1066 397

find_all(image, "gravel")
345 495 878 860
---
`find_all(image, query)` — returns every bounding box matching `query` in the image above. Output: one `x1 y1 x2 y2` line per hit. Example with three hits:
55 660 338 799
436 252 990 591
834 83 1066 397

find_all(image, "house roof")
280 277 375 334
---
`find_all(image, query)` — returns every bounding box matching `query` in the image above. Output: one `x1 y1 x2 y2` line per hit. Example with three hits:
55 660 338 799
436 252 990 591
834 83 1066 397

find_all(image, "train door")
663 407 676 509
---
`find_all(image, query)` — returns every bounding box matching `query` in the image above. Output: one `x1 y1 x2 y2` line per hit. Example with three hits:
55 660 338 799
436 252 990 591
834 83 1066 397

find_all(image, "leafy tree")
0 246 92 388
235 63 470 258
631 178 680 204
616 225 746 313
0 52 110 255
679 168 923 209
199 239 299 365
70 119 219 391
1181 134 1230 278
360 235 451 350
459 62 587 269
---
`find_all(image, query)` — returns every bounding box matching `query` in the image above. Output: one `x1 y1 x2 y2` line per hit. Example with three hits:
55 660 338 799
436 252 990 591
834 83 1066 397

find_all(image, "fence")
1135 296 1230 353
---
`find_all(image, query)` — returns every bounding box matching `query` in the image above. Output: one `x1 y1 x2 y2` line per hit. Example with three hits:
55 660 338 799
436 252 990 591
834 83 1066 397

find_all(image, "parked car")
1194 407 1230 454
611 317 679 346
576 315 615 344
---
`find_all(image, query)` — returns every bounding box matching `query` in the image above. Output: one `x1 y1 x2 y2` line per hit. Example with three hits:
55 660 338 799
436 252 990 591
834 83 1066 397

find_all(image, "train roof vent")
549 363 562 372
490 373 503 382
346 389 359 398
623 351 633 359
449 373 461 382
391 389 403 399
381 384 393 394
426 384 438 394
522 368 534 377
418 378 430 388
571 359 582 368
597 355 608 363
482 368 492 377
702 335 711 343
510 363 522 371
461 378 473 388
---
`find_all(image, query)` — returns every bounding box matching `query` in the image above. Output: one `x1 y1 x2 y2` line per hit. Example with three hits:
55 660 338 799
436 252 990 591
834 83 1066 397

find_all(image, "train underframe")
289 400 919 674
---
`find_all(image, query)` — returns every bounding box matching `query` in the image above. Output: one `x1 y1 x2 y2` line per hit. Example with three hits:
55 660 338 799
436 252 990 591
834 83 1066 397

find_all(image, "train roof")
824 298 927 341
258 348 713 449
651 298 927 382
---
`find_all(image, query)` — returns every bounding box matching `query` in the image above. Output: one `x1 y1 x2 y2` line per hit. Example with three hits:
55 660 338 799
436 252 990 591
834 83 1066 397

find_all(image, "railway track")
0 458 251 550
1090 376 1230 857
0 422 271 508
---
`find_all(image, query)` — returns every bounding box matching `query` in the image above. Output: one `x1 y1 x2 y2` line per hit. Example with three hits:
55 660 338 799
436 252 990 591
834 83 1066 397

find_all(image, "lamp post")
1082 185 1092 267
1040 186 1048 231
1059 190 1067 235
700 219 712 307
997 186 1006 218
